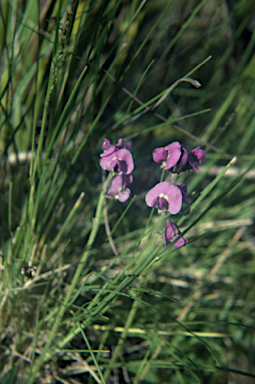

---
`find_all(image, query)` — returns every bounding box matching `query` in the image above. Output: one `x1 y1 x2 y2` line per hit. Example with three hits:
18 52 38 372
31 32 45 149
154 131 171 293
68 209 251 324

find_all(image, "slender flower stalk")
103 210 166 382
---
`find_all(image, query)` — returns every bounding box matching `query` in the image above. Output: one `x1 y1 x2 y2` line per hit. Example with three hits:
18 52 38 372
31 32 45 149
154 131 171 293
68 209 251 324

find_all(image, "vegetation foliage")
0 0 255 383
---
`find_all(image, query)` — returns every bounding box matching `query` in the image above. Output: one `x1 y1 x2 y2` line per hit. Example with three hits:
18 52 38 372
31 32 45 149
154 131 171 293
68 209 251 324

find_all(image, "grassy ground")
0 0 255 383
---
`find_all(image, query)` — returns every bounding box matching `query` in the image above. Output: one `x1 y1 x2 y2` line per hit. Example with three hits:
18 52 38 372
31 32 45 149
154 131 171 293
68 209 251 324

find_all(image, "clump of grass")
0 0 255 383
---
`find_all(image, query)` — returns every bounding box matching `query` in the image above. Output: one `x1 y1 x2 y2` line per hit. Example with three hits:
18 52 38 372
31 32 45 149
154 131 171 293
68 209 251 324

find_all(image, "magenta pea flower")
100 138 135 203
163 219 188 248
107 174 133 202
101 138 112 151
191 146 205 164
185 146 206 173
145 181 183 215
100 144 134 175
115 138 133 151
175 145 206 173
153 141 182 171
153 141 205 173
102 137 133 152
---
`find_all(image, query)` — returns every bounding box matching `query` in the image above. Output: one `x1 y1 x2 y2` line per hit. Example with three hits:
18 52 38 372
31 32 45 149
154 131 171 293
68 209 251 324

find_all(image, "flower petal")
126 141 133 151
164 141 181 152
159 182 182 214
158 197 168 210
118 188 131 202
164 147 182 170
100 145 116 157
145 181 182 214
179 146 189 167
117 148 134 174
101 138 111 150
99 155 115 170
116 138 125 148
177 183 189 206
192 146 205 164
145 182 165 207
187 151 201 172
162 142 182 170
107 174 133 203
163 219 176 246
172 235 188 248
164 219 188 248
152 147 167 163
107 175 123 197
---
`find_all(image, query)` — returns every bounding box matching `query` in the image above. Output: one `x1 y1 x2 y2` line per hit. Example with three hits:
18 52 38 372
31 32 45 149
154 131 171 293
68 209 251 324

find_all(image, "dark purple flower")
100 147 134 174
107 174 133 202
177 183 189 206
191 146 206 164
179 145 206 173
163 219 188 248
145 181 183 215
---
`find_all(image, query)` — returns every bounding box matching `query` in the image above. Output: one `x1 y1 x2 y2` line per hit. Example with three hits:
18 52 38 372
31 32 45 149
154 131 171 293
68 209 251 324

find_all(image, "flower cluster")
146 141 205 248
153 141 205 173
99 138 134 202
99 138 205 249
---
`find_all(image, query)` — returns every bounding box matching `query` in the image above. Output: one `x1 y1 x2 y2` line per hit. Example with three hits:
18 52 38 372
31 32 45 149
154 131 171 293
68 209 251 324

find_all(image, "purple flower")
190 146 206 168
153 141 205 173
192 146 206 164
115 138 125 148
177 145 206 173
100 146 134 175
100 138 135 203
107 174 133 202
163 219 188 248
116 138 133 151
153 141 182 170
102 137 133 152
177 183 189 206
145 181 183 215
101 138 112 151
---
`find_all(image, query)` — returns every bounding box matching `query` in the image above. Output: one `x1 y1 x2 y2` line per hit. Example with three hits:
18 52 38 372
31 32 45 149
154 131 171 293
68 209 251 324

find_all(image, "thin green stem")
28 173 113 383
103 212 166 380
56 211 165 352
103 288 142 381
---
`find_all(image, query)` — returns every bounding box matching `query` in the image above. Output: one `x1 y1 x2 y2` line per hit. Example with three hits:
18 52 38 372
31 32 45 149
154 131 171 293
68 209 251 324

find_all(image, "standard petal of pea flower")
145 181 183 215
100 146 134 175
